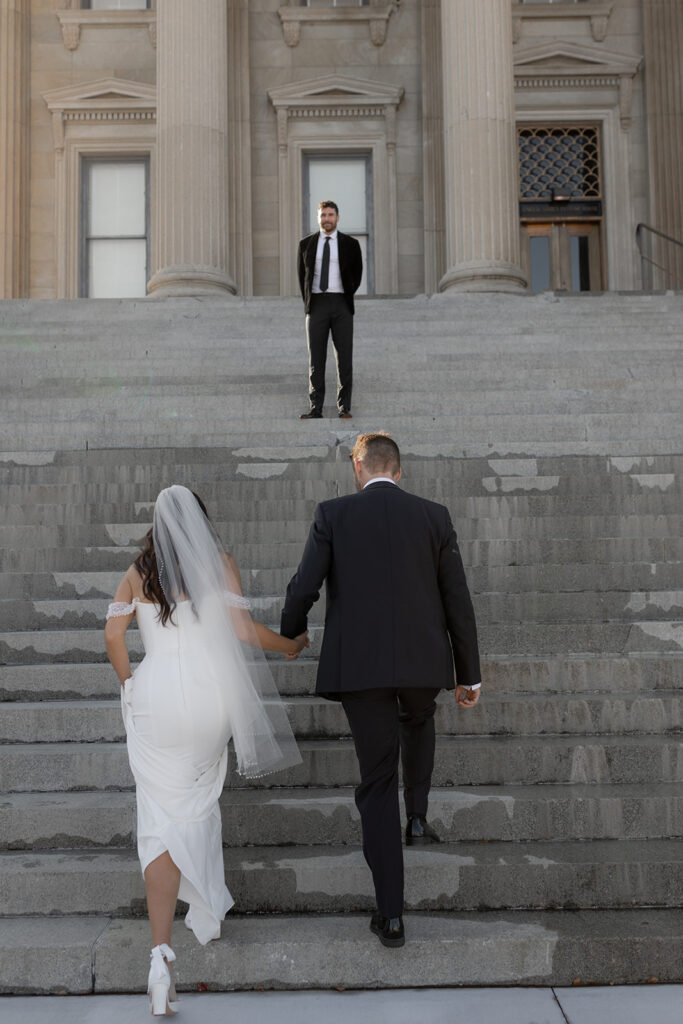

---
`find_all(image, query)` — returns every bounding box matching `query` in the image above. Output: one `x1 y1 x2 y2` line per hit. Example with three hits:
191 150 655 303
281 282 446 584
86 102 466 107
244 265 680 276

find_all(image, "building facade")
1 0 681 300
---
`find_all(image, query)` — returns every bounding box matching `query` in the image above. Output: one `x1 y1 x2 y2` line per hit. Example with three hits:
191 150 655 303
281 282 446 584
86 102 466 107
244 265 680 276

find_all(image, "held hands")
286 632 310 661
455 684 481 709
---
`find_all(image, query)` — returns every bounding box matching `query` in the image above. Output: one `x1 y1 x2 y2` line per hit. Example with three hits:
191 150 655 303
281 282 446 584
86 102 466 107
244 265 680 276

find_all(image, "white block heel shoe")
148 943 178 1016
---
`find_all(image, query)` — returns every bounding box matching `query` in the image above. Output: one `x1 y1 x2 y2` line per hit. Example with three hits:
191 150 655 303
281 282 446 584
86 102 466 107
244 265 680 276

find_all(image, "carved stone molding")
512 2 613 45
277 3 397 48
268 73 403 123
55 9 155 51
42 77 156 152
513 41 642 131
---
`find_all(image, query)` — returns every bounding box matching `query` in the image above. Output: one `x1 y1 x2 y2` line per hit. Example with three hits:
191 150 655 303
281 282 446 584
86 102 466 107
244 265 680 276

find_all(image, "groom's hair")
350 432 400 475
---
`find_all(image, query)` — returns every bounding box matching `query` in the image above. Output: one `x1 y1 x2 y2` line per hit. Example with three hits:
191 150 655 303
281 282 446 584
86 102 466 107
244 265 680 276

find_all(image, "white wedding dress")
118 598 241 945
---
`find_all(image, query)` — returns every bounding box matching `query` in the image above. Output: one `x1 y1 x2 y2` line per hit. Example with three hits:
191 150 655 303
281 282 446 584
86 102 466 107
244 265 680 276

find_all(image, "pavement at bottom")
0 986 681 1024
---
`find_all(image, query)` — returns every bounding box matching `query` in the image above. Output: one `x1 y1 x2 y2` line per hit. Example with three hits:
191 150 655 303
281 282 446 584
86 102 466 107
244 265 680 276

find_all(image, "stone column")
148 0 236 297
0 0 30 298
439 0 526 293
642 0 683 288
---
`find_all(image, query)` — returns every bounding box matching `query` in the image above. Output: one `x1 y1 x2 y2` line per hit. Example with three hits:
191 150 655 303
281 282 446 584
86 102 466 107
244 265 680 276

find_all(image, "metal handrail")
635 222 683 288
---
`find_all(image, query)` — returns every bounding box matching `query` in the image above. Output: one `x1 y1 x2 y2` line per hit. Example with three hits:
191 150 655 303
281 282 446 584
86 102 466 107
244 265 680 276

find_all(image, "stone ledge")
277 4 397 48
55 9 156 51
512 2 613 44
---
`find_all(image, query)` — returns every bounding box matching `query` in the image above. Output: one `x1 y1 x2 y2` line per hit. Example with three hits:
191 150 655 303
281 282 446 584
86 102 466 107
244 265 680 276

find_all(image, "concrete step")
4 589 683 631
1 839 680 915
1 692 680 744
3 621 682 664
2 654 679 702
2 735 681 793
3 512 682 548
2 783 681 851
2 909 681 993
1 450 680 486
5 419 682 456
4 536 682 573
4 491 683 527
3 561 683 599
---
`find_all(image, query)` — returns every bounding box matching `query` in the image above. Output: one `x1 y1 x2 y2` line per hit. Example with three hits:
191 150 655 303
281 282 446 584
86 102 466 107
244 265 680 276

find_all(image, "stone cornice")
511 2 613 44
42 77 156 152
513 41 642 131
268 74 404 112
277 3 397 48
55 8 156 51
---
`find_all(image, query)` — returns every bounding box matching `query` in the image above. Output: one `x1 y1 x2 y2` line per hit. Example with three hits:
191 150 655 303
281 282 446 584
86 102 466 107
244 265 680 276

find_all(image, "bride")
104 485 306 1015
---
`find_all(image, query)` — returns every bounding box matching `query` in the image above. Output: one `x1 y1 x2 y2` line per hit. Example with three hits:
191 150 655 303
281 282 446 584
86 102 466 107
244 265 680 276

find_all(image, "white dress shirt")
312 229 344 293
363 476 481 691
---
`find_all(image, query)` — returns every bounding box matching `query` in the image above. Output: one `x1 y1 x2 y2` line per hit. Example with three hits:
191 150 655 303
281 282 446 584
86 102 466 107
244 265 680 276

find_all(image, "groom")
280 432 481 948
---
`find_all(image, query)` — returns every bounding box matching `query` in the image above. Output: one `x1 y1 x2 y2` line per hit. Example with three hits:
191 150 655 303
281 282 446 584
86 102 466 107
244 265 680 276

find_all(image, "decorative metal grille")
518 125 601 200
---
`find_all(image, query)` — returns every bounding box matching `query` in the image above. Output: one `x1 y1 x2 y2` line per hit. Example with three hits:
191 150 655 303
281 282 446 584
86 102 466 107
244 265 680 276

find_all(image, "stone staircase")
0 294 681 993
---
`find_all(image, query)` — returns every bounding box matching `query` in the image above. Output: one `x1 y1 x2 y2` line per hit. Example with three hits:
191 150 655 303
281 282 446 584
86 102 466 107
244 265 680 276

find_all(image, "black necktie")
320 236 330 293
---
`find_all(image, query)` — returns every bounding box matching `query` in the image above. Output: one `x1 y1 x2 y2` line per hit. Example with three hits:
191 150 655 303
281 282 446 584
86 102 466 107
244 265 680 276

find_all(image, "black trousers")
340 686 441 919
305 293 353 413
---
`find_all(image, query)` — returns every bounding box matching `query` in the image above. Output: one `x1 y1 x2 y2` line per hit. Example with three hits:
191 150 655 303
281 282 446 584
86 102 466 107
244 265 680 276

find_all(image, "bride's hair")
134 490 211 625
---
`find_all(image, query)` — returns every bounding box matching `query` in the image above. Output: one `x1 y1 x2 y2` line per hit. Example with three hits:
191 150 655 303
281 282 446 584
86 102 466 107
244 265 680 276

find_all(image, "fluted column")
0 0 30 298
642 0 683 288
148 0 235 297
439 0 526 293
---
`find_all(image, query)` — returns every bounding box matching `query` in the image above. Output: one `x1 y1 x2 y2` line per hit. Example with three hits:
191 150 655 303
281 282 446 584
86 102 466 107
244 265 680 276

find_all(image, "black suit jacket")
281 482 481 699
297 230 363 315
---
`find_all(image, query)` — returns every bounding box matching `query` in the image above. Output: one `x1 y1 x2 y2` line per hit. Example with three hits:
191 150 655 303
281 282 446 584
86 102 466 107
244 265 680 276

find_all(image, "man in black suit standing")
298 200 363 420
280 433 481 948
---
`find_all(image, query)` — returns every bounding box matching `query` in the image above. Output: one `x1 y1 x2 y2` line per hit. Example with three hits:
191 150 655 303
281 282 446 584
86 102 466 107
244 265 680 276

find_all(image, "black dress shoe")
300 410 322 419
370 912 405 948
405 815 442 845
338 410 352 419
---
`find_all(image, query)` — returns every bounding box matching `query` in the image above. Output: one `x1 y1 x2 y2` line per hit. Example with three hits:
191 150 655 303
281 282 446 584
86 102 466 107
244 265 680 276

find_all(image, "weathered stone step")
4 535 681 573
5 560 682 601
3 621 682 665
1 839 680 915
0 455 680 495
4 512 681 549
2 908 681 993
1 692 680 744
5 588 683 631
2 783 681 852
6 417 683 456
4 491 682 527
2 654 679 702
1 450 680 485
2 735 681 793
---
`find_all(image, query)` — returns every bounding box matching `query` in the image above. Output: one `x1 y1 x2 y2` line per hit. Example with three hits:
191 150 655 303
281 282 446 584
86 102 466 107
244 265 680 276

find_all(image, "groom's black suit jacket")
297 230 363 315
281 481 481 700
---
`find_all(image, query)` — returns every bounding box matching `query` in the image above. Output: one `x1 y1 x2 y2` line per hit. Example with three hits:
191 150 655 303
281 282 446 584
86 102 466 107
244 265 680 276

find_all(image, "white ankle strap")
150 943 176 963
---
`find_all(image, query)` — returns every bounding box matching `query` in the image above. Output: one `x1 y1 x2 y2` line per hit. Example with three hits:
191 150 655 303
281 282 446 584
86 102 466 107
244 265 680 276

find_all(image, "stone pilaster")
148 0 235 297
439 0 526 293
642 0 683 287
0 0 29 298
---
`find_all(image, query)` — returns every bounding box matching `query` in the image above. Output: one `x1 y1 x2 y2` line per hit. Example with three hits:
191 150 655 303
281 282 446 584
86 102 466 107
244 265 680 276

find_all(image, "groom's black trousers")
340 686 441 919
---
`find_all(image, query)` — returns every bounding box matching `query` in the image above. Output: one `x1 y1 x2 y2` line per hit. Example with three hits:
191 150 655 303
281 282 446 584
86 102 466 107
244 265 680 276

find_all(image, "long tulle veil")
152 485 301 778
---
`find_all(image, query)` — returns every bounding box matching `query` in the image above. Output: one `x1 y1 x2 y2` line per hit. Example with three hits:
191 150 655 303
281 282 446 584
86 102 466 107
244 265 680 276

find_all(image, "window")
81 158 149 298
518 1 588 5
518 125 601 202
83 1 150 9
303 154 373 295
